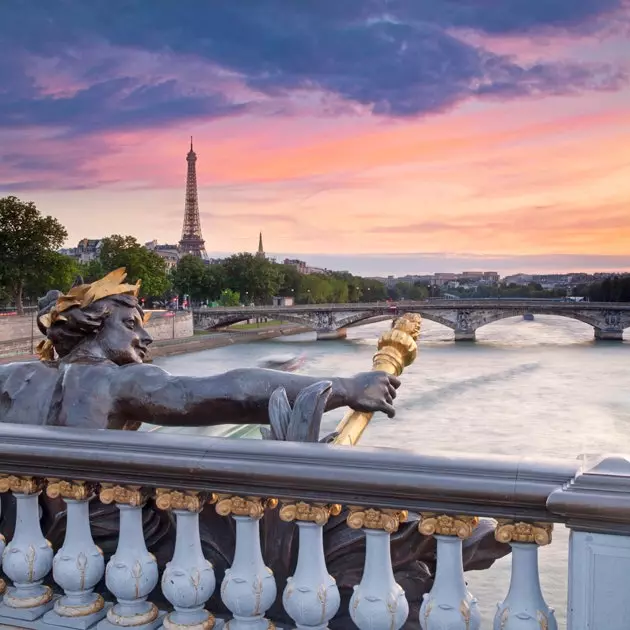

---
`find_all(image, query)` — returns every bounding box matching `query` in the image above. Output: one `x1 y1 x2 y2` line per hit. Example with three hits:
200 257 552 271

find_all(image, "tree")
78 259 105 283
222 253 281 304
219 289 240 306
0 196 68 314
24 252 79 301
172 255 208 304
203 264 225 302
99 235 170 299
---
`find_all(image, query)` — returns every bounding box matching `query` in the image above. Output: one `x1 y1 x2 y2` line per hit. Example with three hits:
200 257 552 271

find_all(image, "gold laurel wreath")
36 268 147 361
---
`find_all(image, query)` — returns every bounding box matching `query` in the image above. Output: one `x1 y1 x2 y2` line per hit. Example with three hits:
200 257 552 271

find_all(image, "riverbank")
0 323 311 364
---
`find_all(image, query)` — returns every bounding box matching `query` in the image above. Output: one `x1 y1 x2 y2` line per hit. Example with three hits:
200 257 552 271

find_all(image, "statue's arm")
111 364 354 427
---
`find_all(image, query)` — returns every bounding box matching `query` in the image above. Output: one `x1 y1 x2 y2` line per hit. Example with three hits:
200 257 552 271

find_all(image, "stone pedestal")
454 330 476 342
548 456 630 630
316 328 347 341
594 328 623 341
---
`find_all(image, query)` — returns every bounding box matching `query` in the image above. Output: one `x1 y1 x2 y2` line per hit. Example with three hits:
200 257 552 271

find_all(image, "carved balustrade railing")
1 424 630 630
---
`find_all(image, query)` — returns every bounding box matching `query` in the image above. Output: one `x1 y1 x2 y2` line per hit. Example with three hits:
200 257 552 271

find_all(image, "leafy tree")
24 252 79 301
297 274 332 303
0 196 67 314
222 253 281 304
172 255 208 304
203 264 225 302
219 288 240 306
99 235 170 299
78 259 105 283
278 265 302 297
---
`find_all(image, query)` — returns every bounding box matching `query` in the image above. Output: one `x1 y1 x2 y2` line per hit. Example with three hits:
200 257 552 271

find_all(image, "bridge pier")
316 328 347 341
594 328 624 341
454 329 476 342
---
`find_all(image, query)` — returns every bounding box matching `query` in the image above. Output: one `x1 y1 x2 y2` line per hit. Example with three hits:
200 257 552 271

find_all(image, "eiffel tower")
178 137 208 259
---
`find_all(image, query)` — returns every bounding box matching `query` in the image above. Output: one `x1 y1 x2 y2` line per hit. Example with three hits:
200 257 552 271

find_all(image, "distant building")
284 259 307 274
272 296 294 306
60 238 103 263
145 240 180 270
432 273 458 286
256 232 265 259
503 274 533 286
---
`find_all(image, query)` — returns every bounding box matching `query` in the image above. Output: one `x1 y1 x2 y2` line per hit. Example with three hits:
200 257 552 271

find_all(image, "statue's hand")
346 371 401 418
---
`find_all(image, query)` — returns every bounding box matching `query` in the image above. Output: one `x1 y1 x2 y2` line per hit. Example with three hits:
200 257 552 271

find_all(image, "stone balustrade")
1 426 630 629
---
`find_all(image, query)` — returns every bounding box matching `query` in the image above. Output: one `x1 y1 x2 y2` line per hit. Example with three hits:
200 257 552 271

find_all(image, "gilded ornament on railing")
99 483 147 507
46 479 96 501
419 513 479 539
346 507 408 534
279 501 342 526
0 475 44 495
333 313 422 446
494 520 553 546
155 488 216 512
215 495 278 519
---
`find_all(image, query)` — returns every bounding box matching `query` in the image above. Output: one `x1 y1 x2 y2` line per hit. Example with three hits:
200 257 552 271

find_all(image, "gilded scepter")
332 313 422 446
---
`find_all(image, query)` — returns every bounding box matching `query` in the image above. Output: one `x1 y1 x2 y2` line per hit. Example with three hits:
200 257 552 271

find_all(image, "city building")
59 238 103 263
284 259 308 274
272 296 294 306
178 137 208 260
145 241 180 270
503 273 533 286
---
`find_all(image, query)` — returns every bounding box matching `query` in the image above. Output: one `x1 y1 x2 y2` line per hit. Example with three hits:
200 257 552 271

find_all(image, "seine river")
155 316 630 627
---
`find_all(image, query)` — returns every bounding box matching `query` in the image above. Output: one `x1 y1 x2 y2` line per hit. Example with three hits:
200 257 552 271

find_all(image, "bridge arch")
474 309 604 332
197 313 320 331
416 311 457 331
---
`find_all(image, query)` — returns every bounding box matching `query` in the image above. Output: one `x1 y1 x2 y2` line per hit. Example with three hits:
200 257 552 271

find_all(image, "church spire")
256 232 265 258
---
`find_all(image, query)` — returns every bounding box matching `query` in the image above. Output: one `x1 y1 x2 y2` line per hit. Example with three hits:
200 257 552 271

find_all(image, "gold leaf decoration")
214 495 278 519
46 479 95 501
346 507 408 534
155 489 208 512
279 502 342 526
99 484 146 507
0 476 44 495
495 520 553 546
419 513 479 539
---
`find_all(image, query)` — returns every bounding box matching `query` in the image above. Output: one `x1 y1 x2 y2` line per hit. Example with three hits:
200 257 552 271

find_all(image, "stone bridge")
192 300 630 341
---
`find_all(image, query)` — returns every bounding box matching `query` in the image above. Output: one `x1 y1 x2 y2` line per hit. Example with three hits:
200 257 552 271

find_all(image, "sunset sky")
1 1 629 275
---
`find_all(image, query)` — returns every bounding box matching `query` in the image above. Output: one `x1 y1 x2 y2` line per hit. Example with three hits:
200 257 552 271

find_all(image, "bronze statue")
0 269 399 429
0 269 508 629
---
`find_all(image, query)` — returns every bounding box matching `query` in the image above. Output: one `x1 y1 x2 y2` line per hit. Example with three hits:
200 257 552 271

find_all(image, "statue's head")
36 268 153 365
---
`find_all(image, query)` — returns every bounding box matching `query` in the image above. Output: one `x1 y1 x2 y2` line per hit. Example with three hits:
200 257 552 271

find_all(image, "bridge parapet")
2 424 630 629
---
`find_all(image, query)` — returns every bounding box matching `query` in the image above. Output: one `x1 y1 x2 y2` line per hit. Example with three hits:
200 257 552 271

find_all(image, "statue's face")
97 303 153 365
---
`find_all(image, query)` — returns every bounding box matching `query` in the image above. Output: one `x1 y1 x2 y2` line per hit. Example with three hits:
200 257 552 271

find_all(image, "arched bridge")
192 300 630 341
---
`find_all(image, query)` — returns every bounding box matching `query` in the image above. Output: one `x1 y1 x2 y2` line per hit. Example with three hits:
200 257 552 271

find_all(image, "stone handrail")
1 425 629 630
193 299 630 312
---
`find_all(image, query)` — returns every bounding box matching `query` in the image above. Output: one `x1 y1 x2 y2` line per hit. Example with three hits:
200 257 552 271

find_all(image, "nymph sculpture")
0 269 508 629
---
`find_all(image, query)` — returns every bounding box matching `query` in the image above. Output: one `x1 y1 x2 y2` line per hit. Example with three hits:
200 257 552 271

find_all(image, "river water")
155 316 630 627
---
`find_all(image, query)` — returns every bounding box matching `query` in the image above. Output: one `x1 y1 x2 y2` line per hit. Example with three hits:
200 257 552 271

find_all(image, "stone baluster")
215 495 278 630
346 507 409 630
279 502 342 630
493 521 556 630
155 489 217 630
418 513 481 630
43 480 107 629
0 476 54 622
97 485 162 630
